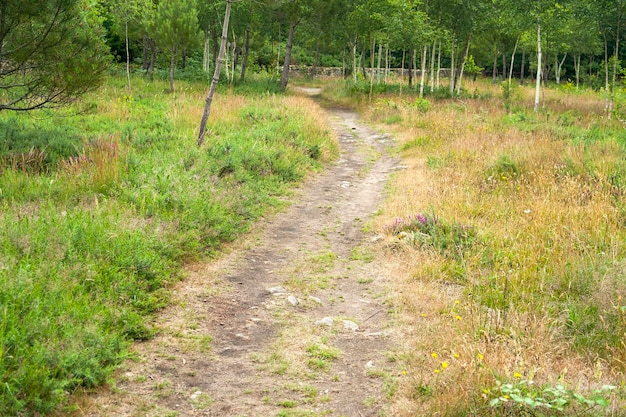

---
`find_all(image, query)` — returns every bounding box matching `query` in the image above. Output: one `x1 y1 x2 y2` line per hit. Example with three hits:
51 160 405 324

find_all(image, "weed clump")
385 213 477 256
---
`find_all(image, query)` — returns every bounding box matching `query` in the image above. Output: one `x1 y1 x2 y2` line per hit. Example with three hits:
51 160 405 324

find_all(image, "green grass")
0 74 337 415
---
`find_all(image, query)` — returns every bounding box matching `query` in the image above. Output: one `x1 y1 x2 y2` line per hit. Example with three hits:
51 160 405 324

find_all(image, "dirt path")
79 91 401 417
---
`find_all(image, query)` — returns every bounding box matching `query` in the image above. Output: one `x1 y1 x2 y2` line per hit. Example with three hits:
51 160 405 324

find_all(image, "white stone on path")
343 320 359 331
315 317 334 327
267 286 286 294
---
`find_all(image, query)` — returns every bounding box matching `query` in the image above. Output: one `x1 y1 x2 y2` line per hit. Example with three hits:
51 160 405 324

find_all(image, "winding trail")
79 89 401 417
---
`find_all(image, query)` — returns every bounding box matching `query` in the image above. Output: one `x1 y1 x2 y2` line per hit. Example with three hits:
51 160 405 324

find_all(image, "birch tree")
198 0 233 146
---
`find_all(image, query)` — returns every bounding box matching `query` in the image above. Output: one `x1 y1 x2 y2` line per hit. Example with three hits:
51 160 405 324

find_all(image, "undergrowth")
0 74 336 415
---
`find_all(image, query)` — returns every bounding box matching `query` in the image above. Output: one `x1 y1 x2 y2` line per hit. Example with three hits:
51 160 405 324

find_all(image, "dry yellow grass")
359 80 626 416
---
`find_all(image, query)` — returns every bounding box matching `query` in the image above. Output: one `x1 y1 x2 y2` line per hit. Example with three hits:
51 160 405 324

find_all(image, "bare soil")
76 89 401 417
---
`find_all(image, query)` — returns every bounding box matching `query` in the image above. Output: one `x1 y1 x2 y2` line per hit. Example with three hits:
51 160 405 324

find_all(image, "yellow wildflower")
477 353 484 360
431 352 438 359
453 353 460 359
455 315 462 320
441 361 449 369
514 372 523 379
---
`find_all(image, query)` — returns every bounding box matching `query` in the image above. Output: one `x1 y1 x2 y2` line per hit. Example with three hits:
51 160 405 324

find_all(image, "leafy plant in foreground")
489 379 615 417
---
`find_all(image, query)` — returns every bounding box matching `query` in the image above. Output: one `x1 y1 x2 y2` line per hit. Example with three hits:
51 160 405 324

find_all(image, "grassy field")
323 79 626 416
0 74 337 416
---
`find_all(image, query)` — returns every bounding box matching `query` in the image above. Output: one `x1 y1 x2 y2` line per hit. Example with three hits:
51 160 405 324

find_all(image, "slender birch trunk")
400 48 405 96
534 18 542 112
385 45 389 84
611 11 621 115
555 54 566 85
519 49 526 85
575 54 581 90
419 45 427 98
508 35 520 86
456 35 471 95
369 35 375 102
430 39 436 92
352 42 357 83
198 0 232 146
436 40 441 88
449 39 456 96
603 34 610 113
376 41 383 84
412 48 417 87
408 47 413 87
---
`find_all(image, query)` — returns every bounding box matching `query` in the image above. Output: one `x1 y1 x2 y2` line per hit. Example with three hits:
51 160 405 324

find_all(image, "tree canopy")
3 0 626 109
0 0 110 111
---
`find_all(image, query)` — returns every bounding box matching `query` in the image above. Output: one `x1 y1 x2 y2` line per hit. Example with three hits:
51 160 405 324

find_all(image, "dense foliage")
0 0 110 111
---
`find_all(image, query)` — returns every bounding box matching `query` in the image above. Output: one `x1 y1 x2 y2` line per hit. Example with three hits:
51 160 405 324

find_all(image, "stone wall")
286 65 452 78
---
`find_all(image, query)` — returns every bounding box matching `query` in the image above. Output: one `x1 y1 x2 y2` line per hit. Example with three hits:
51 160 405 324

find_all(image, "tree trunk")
400 47 405 96
575 54 581 90
169 46 177 92
368 35 375 102
224 41 230 81
604 34 610 113
436 40 441 88
352 42 357 83
376 40 383 84
198 0 232 146
312 39 321 78
203 30 211 72
148 39 156 80
125 21 131 93
502 51 507 81
182 49 187 70
240 26 250 82
419 44 427 98
508 35 520 86
360 49 367 79
212 29 219 69
384 45 389 84
611 11 621 114
430 39 436 92
456 35 471 95
412 48 417 87
280 20 297 90
519 50 526 85
408 47 413 87
231 31 237 83
449 39 456 96
555 53 566 84
534 20 542 112
142 33 149 71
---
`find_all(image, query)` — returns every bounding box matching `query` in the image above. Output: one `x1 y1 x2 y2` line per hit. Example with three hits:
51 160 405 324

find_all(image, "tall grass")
0 74 337 415
326 77 626 416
